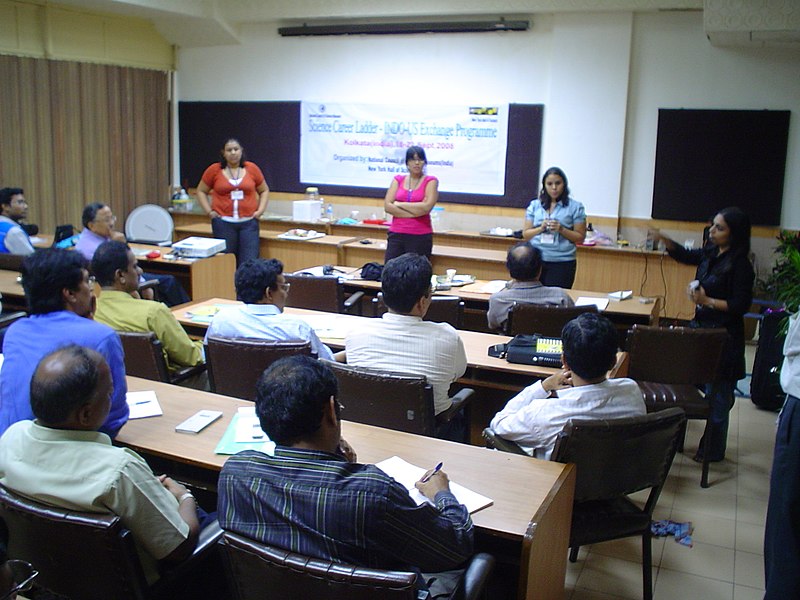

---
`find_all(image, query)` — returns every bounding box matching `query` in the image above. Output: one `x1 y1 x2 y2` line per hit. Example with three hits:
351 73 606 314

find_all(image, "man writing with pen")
217 355 475 597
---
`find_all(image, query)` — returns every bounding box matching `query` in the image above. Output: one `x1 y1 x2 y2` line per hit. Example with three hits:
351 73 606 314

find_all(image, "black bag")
750 309 787 411
360 262 383 281
499 334 563 368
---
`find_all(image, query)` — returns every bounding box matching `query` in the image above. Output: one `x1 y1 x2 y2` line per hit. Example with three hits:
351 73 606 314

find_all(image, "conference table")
117 375 576 600
333 268 661 333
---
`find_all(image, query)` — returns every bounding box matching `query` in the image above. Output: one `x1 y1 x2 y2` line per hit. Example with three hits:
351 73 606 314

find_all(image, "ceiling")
46 0 799 49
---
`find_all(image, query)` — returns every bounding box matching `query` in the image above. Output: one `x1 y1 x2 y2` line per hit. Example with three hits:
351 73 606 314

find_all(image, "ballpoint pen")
420 462 443 483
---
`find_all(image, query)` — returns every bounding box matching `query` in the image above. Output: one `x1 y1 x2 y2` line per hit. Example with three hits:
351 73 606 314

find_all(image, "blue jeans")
211 217 260 267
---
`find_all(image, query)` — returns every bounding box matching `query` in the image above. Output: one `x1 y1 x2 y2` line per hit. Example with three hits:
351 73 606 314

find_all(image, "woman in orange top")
196 138 269 266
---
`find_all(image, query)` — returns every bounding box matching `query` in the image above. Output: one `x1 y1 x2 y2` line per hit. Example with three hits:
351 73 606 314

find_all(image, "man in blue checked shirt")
217 355 475 597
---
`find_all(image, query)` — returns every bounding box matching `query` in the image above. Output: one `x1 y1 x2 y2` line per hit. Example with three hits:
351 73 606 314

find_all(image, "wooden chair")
323 360 474 439
626 324 728 487
284 274 364 314
506 303 598 337
0 484 223 600
371 292 465 329
205 336 312 400
118 331 206 386
219 531 495 600
485 408 685 600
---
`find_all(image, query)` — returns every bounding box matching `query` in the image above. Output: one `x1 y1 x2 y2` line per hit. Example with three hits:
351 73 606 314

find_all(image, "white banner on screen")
300 102 509 195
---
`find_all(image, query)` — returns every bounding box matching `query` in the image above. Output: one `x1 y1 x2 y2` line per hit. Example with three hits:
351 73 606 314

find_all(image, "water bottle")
431 206 445 232
326 202 334 222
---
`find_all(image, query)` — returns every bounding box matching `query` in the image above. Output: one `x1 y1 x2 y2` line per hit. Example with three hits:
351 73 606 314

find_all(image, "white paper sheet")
576 297 610 311
126 390 163 419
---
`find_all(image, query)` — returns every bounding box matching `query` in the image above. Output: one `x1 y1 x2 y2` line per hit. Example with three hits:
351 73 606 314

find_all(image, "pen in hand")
420 462 443 483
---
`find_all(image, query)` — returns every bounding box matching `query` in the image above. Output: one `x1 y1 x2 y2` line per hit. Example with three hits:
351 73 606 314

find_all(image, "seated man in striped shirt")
217 355 474 597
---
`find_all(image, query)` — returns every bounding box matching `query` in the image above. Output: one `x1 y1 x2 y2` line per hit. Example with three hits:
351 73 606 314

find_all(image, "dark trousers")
540 259 577 289
385 232 433 263
211 217 260 267
697 379 735 461
140 272 190 307
764 394 800 599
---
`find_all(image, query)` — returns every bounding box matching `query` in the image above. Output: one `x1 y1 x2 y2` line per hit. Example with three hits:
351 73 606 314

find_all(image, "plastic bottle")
326 202 334 222
431 206 445 232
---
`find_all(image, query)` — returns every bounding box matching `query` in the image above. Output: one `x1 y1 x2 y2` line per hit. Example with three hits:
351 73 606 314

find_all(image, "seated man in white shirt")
343 253 468 440
206 258 334 361
489 312 646 459
487 242 574 332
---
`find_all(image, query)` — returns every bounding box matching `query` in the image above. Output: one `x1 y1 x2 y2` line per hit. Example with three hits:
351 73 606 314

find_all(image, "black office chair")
323 360 474 441
219 531 494 600
284 274 364 315
506 303 598 337
0 484 224 600
118 331 207 388
371 292 465 329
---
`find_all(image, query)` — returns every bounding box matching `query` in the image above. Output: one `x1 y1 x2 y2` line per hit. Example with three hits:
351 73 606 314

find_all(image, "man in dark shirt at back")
217 355 474 596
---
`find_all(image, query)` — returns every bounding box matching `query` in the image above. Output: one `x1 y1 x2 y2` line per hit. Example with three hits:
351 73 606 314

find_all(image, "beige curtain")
0 55 169 234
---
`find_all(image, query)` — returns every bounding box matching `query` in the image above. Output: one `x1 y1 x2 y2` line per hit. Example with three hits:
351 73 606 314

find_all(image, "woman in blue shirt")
522 167 586 288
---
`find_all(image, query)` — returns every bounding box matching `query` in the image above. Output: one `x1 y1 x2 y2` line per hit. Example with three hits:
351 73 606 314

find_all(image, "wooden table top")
118 376 573 541
172 299 559 380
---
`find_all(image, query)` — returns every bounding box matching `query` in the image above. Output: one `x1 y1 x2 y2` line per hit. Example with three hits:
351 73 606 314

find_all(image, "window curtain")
0 55 169 235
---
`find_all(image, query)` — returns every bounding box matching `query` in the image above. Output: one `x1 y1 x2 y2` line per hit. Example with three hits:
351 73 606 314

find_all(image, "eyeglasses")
279 282 291 292
87 275 96 290
95 215 116 224
0 560 39 600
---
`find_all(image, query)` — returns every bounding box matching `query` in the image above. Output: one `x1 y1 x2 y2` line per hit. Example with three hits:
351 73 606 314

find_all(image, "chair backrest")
219 531 418 600
0 254 25 272
371 293 464 328
507 303 599 337
206 336 312 400
0 484 149 600
284 275 344 313
551 407 685 505
323 360 437 436
626 325 728 385
118 331 170 383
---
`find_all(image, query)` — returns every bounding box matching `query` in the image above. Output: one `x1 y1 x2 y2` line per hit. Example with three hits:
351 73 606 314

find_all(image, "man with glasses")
0 188 35 256
76 202 189 306
0 249 128 438
218 355 474 598
205 258 334 360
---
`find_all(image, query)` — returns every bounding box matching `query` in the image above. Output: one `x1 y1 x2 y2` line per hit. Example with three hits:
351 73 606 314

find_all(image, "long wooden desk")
339 272 660 333
171 212 697 319
118 375 576 600
0 269 25 312
129 242 236 300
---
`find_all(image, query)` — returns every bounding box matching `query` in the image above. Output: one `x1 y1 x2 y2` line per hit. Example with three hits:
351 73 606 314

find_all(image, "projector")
172 237 226 258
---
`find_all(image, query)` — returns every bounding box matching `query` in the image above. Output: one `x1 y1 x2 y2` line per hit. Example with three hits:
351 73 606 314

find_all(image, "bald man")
0 346 199 583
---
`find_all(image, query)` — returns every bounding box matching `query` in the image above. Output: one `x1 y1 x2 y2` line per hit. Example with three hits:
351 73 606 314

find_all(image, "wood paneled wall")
0 55 169 233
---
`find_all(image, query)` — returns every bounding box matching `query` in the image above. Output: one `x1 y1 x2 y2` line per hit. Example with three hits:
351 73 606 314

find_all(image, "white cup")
446 269 457 282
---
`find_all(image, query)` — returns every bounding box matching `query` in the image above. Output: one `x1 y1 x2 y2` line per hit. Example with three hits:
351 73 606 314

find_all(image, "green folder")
214 412 275 455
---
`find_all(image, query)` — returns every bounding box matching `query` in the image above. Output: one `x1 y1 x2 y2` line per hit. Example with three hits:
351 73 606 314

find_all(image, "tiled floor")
566 345 776 600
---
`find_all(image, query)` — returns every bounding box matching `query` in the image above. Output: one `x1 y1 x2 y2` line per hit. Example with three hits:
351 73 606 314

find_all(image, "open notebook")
375 456 493 514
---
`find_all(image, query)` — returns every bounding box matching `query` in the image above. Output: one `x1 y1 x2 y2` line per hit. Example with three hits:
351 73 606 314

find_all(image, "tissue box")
172 237 226 258
293 200 322 222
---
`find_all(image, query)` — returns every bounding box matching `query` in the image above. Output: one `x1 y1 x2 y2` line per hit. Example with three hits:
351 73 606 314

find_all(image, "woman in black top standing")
651 206 754 463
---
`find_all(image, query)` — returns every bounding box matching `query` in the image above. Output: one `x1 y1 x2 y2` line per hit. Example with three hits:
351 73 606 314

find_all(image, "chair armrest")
437 388 475 424
0 311 26 327
343 290 364 313
608 351 630 379
156 521 223 591
195 521 224 555
170 363 207 385
456 552 495 600
482 427 528 456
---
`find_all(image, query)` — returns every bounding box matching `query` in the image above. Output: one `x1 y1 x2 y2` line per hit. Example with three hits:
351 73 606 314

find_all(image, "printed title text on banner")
300 102 509 195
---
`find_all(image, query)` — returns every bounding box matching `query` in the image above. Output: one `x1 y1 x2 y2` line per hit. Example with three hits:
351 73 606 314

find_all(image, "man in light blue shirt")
205 258 334 361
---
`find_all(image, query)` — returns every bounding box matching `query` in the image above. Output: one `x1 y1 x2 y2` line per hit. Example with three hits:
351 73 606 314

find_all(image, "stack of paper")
375 456 493 514
576 297 610 311
215 406 276 455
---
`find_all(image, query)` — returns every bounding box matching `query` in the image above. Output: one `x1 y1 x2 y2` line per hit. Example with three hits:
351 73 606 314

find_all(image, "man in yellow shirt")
91 240 203 372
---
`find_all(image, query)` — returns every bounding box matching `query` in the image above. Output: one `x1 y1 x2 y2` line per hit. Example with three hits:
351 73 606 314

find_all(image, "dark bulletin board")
652 108 790 226
178 102 543 209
